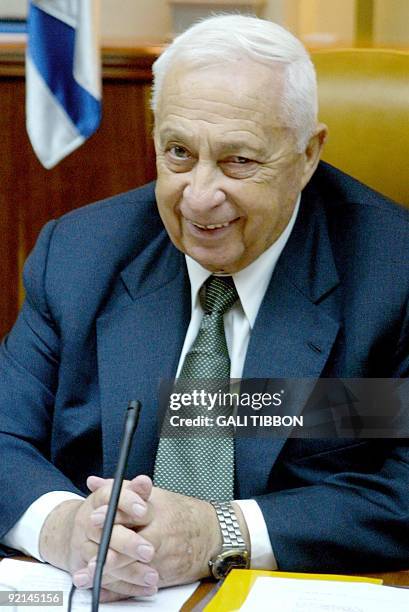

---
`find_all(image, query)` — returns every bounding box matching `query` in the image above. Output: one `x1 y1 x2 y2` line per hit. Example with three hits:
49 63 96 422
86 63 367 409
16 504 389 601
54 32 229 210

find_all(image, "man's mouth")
187 218 238 232
191 221 231 230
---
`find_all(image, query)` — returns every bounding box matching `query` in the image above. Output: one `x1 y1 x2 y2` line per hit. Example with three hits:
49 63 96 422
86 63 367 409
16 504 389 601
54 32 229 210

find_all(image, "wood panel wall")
0 44 161 339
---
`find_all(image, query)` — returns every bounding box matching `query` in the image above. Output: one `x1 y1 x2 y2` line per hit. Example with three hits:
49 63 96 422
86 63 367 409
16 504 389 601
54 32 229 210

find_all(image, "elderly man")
0 14 408 601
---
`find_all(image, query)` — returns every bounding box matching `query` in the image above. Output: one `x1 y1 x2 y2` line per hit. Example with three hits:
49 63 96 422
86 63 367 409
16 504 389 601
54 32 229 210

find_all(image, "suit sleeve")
0 221 84 551
255 441 409 572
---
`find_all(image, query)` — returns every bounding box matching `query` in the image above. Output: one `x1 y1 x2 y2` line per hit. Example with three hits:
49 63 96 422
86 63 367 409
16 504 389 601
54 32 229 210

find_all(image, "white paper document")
0 559 198 611
241 576 409 612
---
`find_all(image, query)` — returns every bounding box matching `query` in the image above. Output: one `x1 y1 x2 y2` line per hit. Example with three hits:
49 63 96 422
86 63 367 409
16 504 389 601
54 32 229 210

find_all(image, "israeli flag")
26 0 102 169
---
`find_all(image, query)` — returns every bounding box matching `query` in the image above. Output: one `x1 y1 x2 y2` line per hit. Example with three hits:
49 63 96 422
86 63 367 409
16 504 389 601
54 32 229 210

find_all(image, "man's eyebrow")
219 141 265 156
157 126 193 142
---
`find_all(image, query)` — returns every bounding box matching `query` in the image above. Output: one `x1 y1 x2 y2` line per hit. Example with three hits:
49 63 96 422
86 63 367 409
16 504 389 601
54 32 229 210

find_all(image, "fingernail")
73 572 91 588
137 544 154 561
143 587 158 597
144 571 158 586
133 502 146 517
88 560 97 572
90 512 105 526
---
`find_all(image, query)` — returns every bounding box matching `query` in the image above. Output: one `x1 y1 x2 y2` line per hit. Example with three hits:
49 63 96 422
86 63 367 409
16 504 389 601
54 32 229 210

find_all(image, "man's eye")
227 156 250 164
169 146 190 159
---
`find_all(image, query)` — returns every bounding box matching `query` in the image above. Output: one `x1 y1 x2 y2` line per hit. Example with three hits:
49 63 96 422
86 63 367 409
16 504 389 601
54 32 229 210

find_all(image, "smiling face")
154 59 325 273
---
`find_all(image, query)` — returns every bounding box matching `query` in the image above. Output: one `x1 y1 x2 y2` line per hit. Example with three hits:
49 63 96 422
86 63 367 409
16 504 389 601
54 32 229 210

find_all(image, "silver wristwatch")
208 501 250 579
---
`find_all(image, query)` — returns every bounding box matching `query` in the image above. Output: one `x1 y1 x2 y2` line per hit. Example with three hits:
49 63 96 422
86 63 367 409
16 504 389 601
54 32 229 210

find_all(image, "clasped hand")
41 475 220 602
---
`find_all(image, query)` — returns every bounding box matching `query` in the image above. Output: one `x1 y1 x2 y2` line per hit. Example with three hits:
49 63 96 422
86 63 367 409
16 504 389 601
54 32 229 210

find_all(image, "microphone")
91 400 142 612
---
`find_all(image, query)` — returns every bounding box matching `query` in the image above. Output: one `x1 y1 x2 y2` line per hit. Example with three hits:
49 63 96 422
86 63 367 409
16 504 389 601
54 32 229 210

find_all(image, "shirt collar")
185 194 301 328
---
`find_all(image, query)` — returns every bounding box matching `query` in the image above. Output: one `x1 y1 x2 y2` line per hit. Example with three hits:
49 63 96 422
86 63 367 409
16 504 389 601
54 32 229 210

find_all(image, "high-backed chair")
311 49 409 208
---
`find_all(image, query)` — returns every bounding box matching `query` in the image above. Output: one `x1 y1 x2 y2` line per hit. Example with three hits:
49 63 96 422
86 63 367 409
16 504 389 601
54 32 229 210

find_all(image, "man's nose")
182 164 225 213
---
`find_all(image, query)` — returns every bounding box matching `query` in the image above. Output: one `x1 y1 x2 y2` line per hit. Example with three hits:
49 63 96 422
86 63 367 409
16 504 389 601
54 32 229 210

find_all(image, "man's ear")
300 122 328 189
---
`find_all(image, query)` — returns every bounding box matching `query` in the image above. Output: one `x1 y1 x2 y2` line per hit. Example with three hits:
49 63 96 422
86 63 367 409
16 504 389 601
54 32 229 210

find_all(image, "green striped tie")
154 276 239 501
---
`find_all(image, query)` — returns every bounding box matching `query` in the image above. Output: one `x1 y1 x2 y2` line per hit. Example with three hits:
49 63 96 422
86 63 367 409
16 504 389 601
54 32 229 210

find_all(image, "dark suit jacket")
0 162 408 571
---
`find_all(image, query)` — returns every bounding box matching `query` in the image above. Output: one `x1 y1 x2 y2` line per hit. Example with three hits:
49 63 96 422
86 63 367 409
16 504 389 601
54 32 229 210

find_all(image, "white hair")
151 14 318 151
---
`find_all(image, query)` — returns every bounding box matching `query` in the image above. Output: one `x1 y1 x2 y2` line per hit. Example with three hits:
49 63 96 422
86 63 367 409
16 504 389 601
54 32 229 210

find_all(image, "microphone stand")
91 400 141 612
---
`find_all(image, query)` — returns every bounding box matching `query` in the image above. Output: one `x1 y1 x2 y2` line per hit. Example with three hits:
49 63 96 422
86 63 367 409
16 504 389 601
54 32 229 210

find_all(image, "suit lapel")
236 193 341 498
97 236 190 479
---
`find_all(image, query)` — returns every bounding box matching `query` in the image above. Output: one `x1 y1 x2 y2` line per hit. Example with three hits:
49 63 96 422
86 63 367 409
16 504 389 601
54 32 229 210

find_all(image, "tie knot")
202 276 238 315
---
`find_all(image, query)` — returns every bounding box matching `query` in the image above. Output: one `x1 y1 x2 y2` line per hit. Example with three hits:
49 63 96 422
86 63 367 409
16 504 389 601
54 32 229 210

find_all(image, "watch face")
211 551 249 580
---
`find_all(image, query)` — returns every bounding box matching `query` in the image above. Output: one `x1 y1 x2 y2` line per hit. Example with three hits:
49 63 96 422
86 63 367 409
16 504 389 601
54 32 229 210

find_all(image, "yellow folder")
204 569 383 611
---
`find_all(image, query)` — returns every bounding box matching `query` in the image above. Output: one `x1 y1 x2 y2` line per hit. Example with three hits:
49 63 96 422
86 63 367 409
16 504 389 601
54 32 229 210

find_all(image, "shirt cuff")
235 499 278 570
1 491 85 561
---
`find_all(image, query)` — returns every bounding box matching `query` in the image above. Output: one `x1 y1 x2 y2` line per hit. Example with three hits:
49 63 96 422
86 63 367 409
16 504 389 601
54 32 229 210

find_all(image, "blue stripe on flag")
28 3 101 138
0 20 27 34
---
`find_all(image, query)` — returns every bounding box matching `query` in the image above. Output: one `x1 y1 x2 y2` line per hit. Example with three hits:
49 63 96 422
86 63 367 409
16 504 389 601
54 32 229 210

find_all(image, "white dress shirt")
3 195 300 567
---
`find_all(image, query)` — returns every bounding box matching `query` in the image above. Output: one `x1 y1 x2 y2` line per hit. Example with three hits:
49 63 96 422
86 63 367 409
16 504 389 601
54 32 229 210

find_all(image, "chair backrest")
311 49 409 208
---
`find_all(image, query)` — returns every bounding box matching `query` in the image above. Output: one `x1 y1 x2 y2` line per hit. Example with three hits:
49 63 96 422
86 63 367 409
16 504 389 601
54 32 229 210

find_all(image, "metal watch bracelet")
211 501 247 549
208 501 249 579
